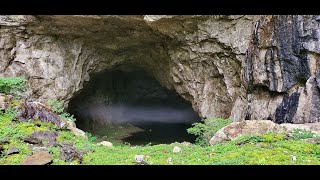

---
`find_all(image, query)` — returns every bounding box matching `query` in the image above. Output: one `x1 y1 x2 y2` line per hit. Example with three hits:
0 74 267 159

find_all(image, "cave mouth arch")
67 67 201 145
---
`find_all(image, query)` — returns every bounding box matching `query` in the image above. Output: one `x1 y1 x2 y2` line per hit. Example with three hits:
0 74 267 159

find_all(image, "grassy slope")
1 113 320 165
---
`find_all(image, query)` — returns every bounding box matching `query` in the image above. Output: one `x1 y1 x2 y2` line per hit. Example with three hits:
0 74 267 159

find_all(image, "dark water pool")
122 122 196 145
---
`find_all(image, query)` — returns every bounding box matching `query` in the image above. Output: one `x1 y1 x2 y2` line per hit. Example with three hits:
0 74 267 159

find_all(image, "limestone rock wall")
1 15 319 124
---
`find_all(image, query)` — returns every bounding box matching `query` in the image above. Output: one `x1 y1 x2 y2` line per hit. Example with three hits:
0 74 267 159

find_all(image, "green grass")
0 77 27 96
81 139 320 165
1 111 320 165
291 128 316 140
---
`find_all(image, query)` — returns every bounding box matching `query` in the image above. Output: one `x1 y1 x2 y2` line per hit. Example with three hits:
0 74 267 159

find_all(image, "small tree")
187 117 232 146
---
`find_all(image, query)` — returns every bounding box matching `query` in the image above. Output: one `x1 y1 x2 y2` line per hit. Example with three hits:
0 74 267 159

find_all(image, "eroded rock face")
209 120 320 145
17 101 65 128
209 120 285 145
1 15 320 123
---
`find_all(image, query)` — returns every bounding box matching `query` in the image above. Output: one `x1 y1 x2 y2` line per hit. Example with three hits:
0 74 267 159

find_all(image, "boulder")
29 130 60 147
0 137 10 145
32 146 49 153
59 142 83 163
209 120 320 145
172 146 181 153
134 155 148 165
23 136 42 145
65 121 77 129
69 127 88 140
7 147 19 155
210 120 285 145
97 141 113 147
17 101 64 129
21 151 52 165
280 123 320 136
134 155 145 163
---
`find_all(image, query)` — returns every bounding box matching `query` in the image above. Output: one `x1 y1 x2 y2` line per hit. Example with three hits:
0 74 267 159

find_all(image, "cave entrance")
67 68 201 145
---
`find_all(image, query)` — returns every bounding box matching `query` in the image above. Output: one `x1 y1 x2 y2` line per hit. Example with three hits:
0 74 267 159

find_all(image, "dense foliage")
187 118 232 146
0 77 27 96
47 99 76 122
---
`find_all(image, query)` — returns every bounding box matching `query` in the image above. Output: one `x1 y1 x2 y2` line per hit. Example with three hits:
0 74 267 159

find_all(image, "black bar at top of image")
0 0 317 14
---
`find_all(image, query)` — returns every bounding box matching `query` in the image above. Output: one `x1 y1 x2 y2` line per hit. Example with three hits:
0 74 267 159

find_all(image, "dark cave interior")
67 67 201 145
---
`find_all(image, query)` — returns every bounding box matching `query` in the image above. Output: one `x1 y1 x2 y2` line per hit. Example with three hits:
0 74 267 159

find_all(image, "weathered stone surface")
210 120 320 145
69 127 88 140
172 146 181 153
65 121 76 129
0 93 12 111
32 146 48 153
17 101 64 128
280 123 320 135
1 15 320 124
134 155 145 163
7 146 19 155
21 151 52 165
240 15 320 123
0 137 10 145
97 141 113 147
29 130 59 147
134 154 148 165
59 142 83 162
23 136 42 145
210 120 285 145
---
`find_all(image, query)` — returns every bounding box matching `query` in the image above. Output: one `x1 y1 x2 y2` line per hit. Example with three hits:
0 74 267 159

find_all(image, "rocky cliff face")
1 15 320 124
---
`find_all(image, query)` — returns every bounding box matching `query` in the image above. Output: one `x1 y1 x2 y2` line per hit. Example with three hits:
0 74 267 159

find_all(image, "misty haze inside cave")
67 67 201 145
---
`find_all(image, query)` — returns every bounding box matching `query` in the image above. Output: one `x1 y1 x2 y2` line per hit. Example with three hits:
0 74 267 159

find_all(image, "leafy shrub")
235 133 285 145
262 132 285 143
86 132 97 143
47 99 76 122
0 77 27 96
236 135 264 145
291 128 315 140
187 117 232 146
47 99 64 114
314 136 320 141
60 112 76 122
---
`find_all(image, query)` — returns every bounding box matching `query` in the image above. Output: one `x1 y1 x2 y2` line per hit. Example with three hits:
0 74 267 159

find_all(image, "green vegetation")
47 99 76 122
1 110 320 165
0 77 27 96
47 99 64 114
291 128 316 140
187 117 232 146
235 132 286 145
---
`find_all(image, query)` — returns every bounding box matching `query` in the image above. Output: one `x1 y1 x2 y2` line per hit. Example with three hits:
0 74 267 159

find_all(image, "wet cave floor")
68 69 201 146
